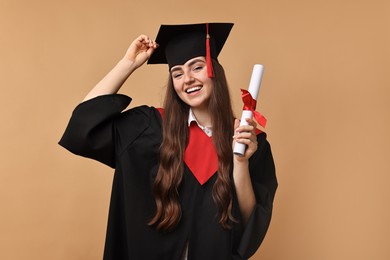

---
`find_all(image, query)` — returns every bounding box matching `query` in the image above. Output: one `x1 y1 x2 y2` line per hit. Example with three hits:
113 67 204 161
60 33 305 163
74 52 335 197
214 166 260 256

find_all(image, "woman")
59 23 277 260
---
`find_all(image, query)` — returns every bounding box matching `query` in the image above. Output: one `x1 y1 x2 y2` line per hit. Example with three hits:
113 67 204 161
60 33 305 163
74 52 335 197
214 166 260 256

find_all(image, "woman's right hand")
124 34 158 70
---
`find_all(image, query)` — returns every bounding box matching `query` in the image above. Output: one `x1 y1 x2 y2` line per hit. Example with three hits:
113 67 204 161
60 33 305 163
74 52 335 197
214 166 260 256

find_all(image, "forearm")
233 159 256 226
83 58 137 102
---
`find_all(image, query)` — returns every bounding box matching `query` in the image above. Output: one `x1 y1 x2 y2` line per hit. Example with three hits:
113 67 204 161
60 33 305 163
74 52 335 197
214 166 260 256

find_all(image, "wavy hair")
148 60 236 231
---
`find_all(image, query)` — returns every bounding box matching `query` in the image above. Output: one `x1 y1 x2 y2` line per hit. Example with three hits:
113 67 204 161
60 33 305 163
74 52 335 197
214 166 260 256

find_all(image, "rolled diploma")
233 64 264 156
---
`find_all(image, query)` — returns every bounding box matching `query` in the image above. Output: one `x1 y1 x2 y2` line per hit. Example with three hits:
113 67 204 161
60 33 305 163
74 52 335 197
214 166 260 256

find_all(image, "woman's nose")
184 72 195 84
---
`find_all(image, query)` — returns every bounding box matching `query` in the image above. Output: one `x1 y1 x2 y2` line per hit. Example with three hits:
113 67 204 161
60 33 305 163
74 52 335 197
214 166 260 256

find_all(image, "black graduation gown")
59 94 277 260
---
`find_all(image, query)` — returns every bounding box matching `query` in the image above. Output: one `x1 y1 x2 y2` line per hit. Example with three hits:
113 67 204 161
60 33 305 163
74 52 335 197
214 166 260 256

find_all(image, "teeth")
186 86 202 93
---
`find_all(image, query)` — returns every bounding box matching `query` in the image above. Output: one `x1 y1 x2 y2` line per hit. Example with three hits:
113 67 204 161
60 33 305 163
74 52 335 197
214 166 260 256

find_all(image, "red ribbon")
241 89 267 128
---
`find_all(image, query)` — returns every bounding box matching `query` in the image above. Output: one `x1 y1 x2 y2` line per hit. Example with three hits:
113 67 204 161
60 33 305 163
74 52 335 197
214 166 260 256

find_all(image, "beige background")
1 0 389 259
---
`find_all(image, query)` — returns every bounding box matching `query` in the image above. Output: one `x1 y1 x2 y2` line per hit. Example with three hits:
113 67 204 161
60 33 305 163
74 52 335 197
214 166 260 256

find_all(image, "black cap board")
147 23 234 70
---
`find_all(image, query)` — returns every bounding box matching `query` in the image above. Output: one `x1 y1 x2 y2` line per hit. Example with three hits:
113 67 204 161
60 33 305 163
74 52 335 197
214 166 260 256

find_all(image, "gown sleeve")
58 94 132 168
236 133 278 258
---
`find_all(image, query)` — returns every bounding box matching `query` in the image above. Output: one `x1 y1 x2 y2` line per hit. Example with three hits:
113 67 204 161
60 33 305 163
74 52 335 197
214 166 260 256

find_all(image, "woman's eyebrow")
170 67 182 73
170 59 206 73
187 58 206 67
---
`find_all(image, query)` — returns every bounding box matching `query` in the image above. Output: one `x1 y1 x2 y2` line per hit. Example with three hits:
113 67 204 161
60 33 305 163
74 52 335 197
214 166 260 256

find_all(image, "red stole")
184 122 218 185
157 108 218 185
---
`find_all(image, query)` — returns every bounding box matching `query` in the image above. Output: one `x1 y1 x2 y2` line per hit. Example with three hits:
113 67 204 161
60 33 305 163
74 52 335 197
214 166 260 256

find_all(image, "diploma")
233 64 264 156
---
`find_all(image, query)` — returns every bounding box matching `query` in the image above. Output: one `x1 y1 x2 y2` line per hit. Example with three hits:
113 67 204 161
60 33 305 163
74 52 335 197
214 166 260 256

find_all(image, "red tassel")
206 23 214 78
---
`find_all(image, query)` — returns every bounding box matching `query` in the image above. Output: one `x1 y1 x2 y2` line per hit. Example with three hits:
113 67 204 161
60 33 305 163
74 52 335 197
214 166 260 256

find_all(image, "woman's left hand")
233 118 258 162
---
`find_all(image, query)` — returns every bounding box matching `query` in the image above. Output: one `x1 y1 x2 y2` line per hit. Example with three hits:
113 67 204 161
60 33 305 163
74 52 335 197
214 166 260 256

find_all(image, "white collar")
188 109 213 137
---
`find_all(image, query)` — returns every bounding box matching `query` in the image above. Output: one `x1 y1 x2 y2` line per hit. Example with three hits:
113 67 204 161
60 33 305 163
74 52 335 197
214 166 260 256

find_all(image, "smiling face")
170 56 213 111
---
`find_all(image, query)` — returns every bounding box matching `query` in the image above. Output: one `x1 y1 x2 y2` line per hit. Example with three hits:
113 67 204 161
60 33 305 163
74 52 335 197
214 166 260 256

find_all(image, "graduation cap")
147 23 234 77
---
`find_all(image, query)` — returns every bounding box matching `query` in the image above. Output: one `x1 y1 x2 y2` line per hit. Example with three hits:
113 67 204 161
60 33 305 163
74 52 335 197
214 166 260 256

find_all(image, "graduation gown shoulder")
59 94 277 260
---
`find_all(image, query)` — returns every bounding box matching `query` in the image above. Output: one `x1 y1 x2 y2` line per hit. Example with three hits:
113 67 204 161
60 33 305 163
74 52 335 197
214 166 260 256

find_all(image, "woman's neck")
191 107 212 127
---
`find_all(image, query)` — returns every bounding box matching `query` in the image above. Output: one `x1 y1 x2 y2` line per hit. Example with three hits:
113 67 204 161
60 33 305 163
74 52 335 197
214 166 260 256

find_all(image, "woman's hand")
123 34 158 69
233 118 258 162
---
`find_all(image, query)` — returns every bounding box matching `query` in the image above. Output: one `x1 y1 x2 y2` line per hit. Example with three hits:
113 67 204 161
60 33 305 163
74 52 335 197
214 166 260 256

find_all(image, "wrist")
118 58 136 73
233 157 249 169
232 158 250 180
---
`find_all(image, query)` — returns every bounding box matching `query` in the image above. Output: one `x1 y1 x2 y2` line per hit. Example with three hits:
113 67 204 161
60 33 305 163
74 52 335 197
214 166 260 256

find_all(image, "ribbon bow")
241 89 267 128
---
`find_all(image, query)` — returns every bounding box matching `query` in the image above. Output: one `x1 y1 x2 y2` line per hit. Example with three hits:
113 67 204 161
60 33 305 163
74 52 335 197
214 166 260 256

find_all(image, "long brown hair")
148 60 236 231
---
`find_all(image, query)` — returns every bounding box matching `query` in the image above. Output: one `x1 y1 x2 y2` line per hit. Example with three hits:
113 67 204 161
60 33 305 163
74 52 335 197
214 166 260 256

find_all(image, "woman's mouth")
185 86 202 94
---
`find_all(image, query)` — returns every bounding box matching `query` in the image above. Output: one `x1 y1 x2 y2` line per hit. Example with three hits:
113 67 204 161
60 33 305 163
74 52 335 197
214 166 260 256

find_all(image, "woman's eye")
193 66 203 71
172 73 182 79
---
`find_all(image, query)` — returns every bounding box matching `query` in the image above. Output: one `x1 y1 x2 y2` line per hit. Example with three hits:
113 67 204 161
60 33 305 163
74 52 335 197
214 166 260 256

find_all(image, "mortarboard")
147 22 234 77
